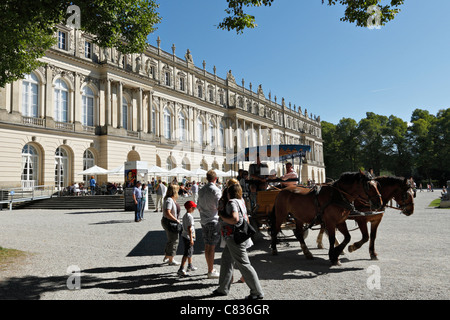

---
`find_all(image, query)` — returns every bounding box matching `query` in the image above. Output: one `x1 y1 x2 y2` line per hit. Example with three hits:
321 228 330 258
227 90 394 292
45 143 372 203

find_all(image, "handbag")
233 199 256 244
167 219 182 233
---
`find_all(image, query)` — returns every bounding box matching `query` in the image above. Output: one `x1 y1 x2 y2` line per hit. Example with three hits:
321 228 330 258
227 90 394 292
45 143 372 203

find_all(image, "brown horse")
316 176 414 260
269 170 383 266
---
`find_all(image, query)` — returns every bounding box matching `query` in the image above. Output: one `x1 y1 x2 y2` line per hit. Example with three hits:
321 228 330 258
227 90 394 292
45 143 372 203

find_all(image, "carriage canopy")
231 144 311 163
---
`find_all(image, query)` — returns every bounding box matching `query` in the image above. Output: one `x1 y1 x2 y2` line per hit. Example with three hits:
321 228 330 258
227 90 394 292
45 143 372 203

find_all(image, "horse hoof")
331 260 341 267
305 253 314 260
317 243 324 249
348 245 355 253
272 249 278 256
370 255 378 260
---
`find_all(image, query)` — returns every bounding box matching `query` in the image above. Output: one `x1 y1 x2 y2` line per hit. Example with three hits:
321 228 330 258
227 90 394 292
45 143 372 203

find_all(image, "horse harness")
303 180 377 231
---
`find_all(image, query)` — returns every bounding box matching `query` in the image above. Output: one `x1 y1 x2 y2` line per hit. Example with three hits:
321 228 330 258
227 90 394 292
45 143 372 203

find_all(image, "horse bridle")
384 185 414 213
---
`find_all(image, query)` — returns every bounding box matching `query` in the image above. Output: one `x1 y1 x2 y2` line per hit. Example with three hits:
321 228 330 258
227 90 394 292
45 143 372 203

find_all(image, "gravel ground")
0 190 449 302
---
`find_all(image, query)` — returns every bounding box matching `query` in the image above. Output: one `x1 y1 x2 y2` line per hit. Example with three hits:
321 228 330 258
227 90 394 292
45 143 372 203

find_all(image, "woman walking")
161 184 181 265
213 183 264 299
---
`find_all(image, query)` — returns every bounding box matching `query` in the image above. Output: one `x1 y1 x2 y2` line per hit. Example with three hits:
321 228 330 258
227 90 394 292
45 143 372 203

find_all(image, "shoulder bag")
233 199 256 244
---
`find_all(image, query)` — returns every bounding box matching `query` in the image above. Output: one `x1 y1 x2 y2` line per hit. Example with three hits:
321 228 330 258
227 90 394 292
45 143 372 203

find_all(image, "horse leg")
317 226 341 250
294 225 313 259
329 223 351 265
269 206 285 256
317 226 325 249
369 218 382 260
326 226 340 265
348 219 369 253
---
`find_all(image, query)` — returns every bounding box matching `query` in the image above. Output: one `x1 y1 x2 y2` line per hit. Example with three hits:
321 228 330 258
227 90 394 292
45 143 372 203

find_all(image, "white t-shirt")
162 197 178 219
181 212 196 240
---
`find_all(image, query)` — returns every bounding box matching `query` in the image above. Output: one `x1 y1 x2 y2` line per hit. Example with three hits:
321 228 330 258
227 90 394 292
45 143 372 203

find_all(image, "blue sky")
149 0 450 125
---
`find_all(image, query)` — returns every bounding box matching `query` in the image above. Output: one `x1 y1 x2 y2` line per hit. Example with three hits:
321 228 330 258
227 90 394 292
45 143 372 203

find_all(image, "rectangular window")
122 104 128 130
165 72 171 86
151 107 156 133
58 31 67 50
209 89 214 102
179 78 185 91
84 41 92 58
198 85 202 98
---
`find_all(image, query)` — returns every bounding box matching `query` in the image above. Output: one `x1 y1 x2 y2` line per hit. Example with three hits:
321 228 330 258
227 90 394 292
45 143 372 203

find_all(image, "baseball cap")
184 201 197 209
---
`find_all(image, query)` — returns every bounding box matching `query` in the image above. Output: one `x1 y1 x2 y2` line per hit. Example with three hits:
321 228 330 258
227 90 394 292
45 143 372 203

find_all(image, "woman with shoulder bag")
161 183 181 265
213 183 264 300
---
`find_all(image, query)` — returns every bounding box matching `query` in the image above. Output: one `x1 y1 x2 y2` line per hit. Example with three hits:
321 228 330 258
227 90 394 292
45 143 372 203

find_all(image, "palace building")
0 26 325 189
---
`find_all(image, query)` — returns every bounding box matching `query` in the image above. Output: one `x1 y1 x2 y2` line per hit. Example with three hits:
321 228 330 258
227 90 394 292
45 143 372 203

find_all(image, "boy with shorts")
178 201 198 276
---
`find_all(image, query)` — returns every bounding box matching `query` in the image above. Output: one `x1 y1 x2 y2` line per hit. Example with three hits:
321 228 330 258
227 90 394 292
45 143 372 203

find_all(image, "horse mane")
333 171 369 186
376 176 408 187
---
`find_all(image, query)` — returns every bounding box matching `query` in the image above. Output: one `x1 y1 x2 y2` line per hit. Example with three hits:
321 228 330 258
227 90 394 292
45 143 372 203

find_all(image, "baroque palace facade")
0 25 325 189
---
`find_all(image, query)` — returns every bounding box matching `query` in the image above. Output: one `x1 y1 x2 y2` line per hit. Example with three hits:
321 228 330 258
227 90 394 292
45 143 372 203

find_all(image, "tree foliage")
0 0 161 87
219 0 404 33
322 109 450 186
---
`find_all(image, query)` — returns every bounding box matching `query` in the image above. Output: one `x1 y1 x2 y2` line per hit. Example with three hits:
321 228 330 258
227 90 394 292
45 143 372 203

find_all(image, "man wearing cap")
197 170 222 279
133 181 142 222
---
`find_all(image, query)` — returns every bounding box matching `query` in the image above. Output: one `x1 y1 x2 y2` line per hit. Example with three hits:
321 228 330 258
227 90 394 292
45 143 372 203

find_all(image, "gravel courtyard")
0 190 448 301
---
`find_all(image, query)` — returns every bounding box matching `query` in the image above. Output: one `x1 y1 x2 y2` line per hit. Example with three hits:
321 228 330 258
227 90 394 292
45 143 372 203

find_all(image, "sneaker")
207 270 219 279
211 289 227 297
245 294 264 300
177 269 187 277
187 264 198 272
169 260 180 266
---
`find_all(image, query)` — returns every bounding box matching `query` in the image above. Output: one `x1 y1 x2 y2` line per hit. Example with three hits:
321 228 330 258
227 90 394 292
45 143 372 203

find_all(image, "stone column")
117 81 123 128
105 78 111 127
137 87 143 132
73 73 81 126
147 90 153 133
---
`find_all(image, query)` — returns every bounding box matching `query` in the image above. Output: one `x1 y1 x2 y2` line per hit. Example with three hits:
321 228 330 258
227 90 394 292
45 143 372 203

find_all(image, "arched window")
209 121 215 146
21 144 38 189
82 150 95 183
122 96 130 129
81 86 94 126
55 147 68 190
22 73 39 117
54 79 68 122
164 107 171 139
178 112 186 142
197 117 203 145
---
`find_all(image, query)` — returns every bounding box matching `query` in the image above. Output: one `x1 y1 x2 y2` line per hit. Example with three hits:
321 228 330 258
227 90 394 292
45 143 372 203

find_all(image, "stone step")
14 195 156 210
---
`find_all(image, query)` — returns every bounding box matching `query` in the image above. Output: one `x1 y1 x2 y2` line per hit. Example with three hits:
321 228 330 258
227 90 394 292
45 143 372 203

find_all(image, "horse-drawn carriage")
230 144 415 265
231 144 311 234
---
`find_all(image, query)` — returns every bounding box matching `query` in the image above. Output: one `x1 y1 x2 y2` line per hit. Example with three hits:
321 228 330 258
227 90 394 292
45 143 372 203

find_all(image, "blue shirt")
133 186 142 199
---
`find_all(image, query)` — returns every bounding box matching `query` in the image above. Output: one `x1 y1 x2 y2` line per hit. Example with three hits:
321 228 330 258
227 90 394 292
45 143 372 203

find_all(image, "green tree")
384 115 412 177
321 120 341 179
0 0 161 87
219 0 404 33
321 118 361 180
357 112 390 176
408 109 436 182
